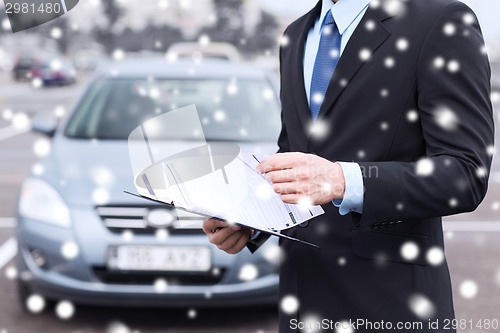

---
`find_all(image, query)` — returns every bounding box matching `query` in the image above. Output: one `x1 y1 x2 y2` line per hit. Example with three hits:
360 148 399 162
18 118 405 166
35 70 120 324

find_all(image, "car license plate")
108 246 211 272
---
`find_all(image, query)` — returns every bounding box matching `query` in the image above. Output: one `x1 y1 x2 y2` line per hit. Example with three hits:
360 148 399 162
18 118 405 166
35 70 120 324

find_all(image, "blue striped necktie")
310 10 342 121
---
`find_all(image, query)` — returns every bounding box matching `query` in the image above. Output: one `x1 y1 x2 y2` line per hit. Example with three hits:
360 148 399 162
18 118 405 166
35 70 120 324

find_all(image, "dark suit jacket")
251 0 494 332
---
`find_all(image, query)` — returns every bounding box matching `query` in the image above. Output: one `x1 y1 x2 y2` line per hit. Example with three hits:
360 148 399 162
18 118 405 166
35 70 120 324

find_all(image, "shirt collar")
318 0 371 35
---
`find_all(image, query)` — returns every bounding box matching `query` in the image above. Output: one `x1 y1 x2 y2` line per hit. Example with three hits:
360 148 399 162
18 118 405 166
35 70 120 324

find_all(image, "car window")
65 77 281 142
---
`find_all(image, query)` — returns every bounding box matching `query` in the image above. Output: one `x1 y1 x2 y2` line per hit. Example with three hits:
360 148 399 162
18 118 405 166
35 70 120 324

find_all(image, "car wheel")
16 279 53 313
16 278 31 312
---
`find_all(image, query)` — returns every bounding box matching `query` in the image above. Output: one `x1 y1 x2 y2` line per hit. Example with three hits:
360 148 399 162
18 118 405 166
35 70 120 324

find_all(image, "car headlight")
19 178 71 227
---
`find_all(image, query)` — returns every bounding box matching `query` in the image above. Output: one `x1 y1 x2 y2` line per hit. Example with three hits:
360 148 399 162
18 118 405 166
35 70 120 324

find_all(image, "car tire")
16 279 53 313
16 278 32 312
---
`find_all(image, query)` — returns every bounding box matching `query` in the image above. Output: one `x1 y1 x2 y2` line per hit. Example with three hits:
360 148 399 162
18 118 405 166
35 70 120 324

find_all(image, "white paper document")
135 153 324 233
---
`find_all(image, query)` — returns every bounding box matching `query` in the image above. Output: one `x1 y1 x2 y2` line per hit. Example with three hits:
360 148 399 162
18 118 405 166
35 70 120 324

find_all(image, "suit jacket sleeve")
358 2 494 227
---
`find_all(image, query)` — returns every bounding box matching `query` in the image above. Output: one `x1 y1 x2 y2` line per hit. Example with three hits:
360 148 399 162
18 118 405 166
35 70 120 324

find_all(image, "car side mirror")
31 112 58 137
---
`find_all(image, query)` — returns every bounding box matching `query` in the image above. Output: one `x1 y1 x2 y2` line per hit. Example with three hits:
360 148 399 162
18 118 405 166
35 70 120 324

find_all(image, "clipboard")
124 191 319 248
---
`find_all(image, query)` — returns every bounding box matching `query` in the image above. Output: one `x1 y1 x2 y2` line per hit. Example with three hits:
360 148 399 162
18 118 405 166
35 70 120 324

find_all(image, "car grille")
96 205 205 235
92 266 225 285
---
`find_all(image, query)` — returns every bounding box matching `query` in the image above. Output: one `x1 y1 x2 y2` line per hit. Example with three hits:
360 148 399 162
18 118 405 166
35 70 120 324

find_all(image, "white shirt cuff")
332 162 364 215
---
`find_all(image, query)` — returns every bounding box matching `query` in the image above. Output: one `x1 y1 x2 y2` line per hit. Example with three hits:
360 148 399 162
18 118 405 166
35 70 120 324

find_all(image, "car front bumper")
16 215 279 307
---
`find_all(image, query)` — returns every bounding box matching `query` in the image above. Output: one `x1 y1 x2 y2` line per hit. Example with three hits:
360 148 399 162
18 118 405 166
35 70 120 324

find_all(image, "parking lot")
0 71 499 333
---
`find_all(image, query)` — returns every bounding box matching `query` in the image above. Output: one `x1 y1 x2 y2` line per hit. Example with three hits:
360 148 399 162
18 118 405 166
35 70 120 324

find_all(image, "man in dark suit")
203 0 494 332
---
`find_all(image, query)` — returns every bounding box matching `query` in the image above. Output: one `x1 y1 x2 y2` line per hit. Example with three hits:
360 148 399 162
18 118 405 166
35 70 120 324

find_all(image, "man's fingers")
216 231 242 251
274 182 298 195
273 182 311 195
265 168 298 183
280 194 301 204
226 233 251 254
208 225 241 245
202 218 230 234
257 153 304 174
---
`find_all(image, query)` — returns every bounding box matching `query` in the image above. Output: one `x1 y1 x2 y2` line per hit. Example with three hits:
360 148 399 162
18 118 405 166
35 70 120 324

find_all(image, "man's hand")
257 152 345 205
202 218 252 254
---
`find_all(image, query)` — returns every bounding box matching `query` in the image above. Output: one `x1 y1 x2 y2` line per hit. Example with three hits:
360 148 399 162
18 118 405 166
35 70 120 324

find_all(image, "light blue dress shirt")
304 0 370 215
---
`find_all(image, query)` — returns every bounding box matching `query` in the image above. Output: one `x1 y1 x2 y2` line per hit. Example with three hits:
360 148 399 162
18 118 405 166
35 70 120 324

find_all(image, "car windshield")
65 77 281 142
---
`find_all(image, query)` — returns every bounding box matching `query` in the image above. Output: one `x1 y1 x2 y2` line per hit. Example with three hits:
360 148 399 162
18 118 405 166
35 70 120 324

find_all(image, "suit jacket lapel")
290 1 322 132
317 6 393 121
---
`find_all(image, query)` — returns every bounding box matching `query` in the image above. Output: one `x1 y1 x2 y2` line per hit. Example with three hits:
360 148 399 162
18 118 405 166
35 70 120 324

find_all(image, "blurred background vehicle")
15 58 281 309
30 58 77 86
12 54 37 81
10 50 57 81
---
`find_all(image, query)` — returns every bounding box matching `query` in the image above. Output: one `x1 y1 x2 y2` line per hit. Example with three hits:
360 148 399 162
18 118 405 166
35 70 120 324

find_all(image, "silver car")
15 58 281 308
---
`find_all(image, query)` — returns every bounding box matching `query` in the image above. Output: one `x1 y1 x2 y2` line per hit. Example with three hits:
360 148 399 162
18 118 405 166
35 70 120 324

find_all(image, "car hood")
45 138 278 207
